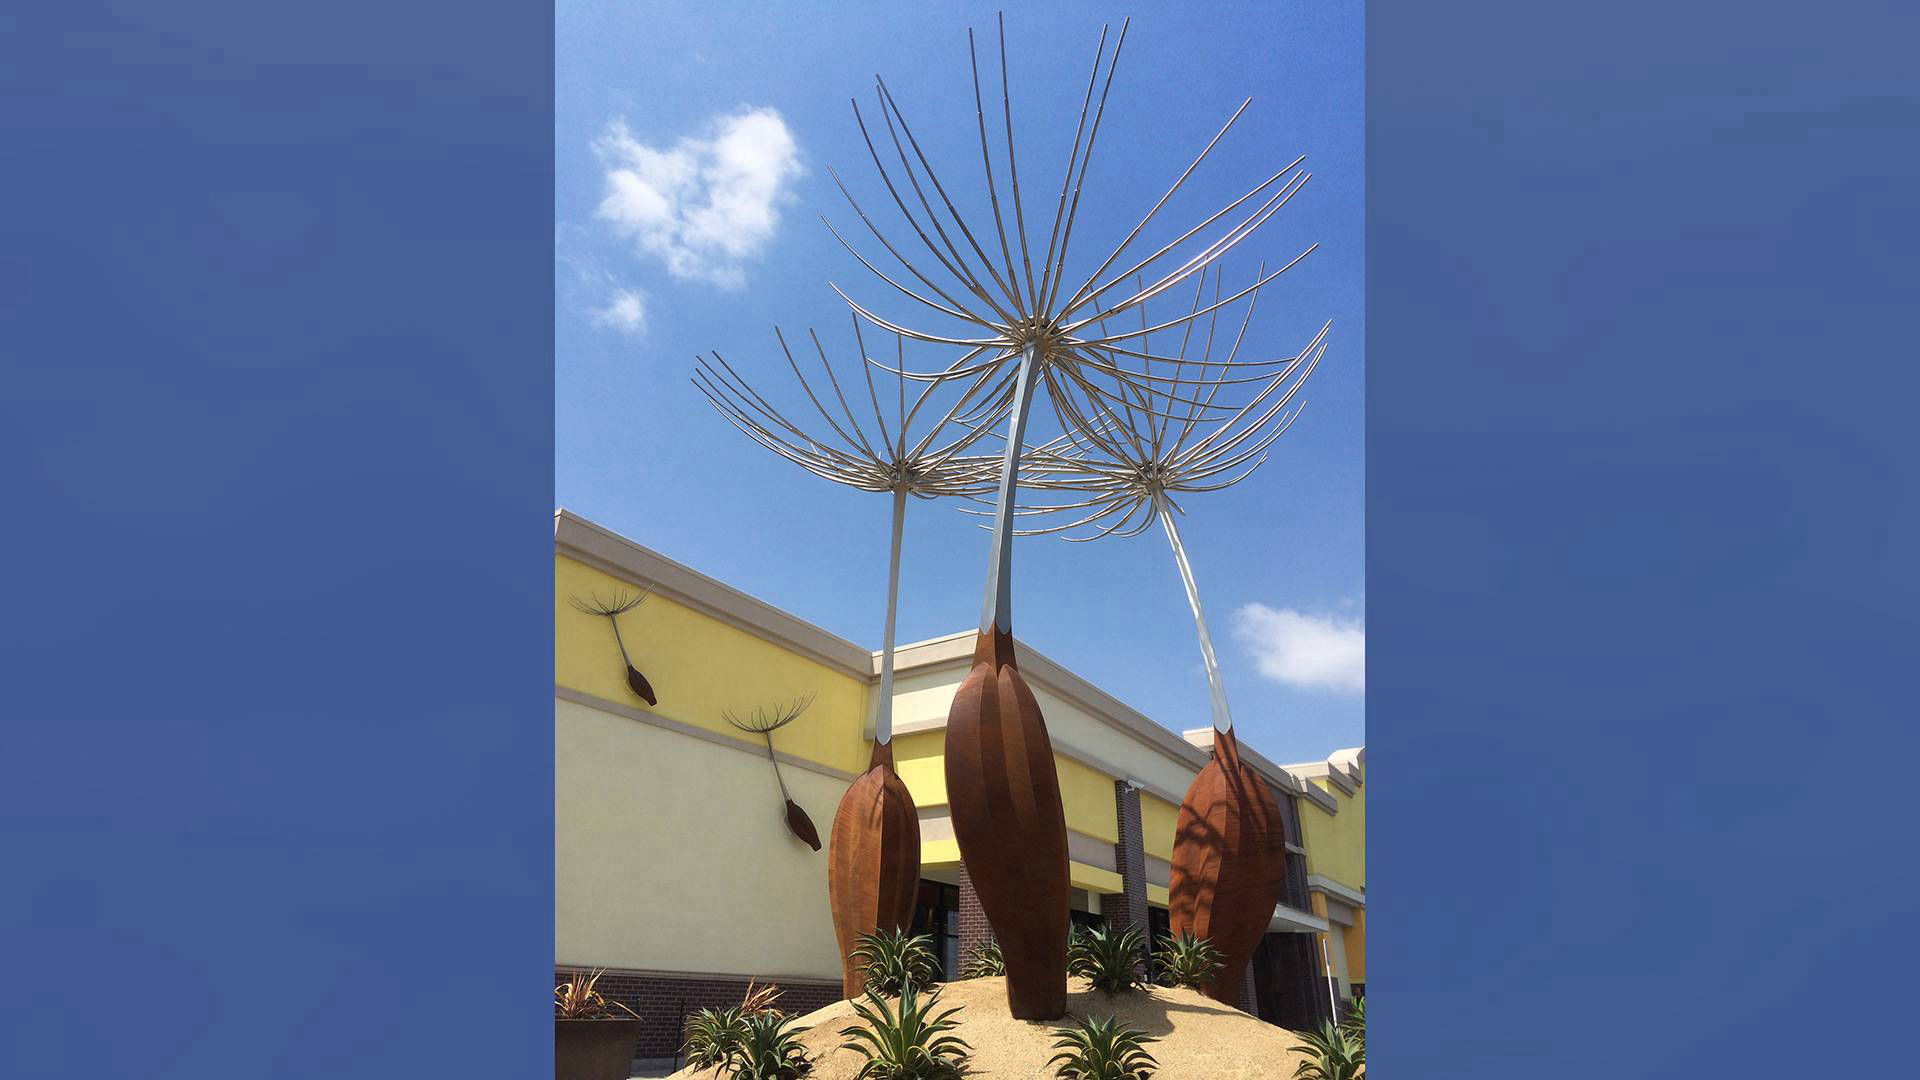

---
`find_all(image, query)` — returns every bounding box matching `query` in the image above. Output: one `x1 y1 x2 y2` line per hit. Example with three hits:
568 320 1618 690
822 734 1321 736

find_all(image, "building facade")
554 510 1364 1054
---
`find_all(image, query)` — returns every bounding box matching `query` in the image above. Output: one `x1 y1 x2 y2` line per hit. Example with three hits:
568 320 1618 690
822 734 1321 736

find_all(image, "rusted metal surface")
826 740 922 997
945 628 1069 1019
1169 726 1289 1005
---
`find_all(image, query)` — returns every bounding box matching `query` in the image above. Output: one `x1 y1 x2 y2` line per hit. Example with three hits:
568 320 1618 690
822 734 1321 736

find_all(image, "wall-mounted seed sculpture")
1008 272 1332 1003
807 13 1320 1019
569 587 658 706
724 694 823 851
694 326 1004 997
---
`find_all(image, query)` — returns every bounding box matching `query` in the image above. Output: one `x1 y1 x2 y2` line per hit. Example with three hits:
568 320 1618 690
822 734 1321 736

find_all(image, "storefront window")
910 880 960 980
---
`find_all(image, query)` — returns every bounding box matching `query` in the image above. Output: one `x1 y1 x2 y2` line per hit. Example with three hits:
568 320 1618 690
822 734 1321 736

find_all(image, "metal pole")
1319 933 1339 1023
979 342 1043 635
1155 491 1233 733
876 485 908 744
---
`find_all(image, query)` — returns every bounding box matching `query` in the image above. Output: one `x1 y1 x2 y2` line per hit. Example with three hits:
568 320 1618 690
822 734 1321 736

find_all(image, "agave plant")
1151 932 1223 990
682 981 785 1071
682 1006 748 1072
838 983 970 1080
850 928 941 997
1290 1021 1364 1080
1338 994 1365 1046
728 1010 812 1080
1047 1015 1159 1080
959 937 1005 979
1066 924 1147 996
554 968 640 1020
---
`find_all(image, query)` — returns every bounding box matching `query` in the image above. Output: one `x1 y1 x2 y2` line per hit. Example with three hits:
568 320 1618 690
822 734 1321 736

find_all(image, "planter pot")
555 1018 644 1080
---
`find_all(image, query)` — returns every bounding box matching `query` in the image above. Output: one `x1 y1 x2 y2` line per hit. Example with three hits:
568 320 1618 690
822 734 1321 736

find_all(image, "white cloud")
1232 603 1365 694
592 286 649 336
593 107 803 289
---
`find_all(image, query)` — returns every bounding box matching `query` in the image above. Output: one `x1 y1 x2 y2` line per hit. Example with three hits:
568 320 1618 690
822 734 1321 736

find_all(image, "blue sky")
556 1 1363 763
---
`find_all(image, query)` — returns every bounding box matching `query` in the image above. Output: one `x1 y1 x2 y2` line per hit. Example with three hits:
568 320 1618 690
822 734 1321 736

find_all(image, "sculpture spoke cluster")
693 13 1334 1020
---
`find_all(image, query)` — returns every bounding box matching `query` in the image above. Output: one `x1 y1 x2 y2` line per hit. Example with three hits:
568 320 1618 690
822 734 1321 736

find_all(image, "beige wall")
555 696 849 979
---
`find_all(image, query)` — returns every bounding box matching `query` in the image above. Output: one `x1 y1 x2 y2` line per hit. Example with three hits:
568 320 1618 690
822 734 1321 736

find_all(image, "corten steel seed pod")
945 344 1072 1021
1168 725 1289 1003
828 740 922 997
946 621 1071 1019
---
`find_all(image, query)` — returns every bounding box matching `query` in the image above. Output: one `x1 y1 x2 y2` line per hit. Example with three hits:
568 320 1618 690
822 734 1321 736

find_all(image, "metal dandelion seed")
569 586 658 706
724 693 824 851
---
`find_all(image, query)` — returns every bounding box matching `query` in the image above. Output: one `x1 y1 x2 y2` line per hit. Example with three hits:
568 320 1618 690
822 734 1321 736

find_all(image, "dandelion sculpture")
1004 281 1332 1004
813 14 1320 1019
693 324 1004 997
723 693 824 851
568 587 658 706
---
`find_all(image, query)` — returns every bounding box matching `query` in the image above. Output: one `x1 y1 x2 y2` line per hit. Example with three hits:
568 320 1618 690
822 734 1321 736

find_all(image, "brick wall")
955 861 991 971
1103 779 1151 951
558 967 842 1060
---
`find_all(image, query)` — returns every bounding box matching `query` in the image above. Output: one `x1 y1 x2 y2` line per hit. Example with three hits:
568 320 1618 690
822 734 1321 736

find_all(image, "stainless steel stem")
1155 489 1232 733
875 484 908 744
980 342 1044 634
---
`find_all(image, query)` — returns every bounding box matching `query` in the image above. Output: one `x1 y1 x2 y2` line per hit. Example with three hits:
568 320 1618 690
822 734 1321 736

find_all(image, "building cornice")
556 509 874 677
885 631 1218 780
556 511 1335 810
1269 904 1331 934
1180 728 1335 812
1283 758 1357 796
555 685 860 783
1307 874 1366 908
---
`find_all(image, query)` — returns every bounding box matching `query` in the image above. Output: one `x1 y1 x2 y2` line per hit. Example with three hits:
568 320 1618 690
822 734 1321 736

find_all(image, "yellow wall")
1298 778 1365 893
1345 908 1366 984
888 730 1119 845
556 555 872 775
1058 754 1119 844
890 730 947 807
556 697 849 978
1140 794 1179 862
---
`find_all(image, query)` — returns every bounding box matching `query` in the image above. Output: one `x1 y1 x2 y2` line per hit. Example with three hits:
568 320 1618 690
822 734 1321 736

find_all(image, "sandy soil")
667 975 1312 1079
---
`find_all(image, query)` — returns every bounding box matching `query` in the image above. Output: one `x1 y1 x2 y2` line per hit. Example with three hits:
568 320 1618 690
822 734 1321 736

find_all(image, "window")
1147 905 1171 945
910 880 960 980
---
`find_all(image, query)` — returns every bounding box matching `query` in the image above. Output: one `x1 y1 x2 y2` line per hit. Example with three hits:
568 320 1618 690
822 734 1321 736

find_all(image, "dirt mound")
668 975 1311 1079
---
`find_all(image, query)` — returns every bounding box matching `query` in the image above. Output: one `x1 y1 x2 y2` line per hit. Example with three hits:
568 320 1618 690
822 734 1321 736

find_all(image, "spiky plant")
1151 932 1223 990
554 968 641 1020
1047 1015 1159 1079
838 983 970 1079
850 928 941 997
1067 924 1147 996
682 981 784 1071
1338 994 1364 1046
1290 1021 1364 1080
727 1011 811 1080
682 1006 748 1072
959 937 1005 979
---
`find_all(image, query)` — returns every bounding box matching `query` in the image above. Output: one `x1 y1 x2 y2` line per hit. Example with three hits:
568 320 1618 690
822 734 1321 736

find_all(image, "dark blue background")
1 3 553 1077
1371 0 1919 1075
3 2 1915 1077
